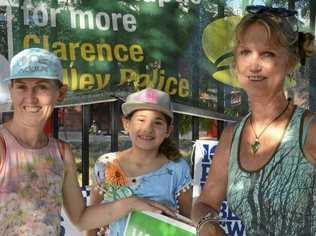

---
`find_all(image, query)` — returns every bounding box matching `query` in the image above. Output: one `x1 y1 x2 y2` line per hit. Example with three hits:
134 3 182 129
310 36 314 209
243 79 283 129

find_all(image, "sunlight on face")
10 78 62 127
235 23 291 98
124 109 171 151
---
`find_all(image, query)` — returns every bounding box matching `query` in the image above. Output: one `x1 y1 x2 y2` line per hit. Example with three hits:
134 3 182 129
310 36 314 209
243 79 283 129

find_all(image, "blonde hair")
234 13 315 67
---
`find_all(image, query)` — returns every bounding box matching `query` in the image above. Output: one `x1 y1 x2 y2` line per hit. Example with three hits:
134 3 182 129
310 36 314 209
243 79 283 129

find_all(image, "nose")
142 120 154 132
249 55 262 73
25 88 38 103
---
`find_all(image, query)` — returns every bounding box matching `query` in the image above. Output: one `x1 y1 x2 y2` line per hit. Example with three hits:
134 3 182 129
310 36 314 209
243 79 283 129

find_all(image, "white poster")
193 139 246 236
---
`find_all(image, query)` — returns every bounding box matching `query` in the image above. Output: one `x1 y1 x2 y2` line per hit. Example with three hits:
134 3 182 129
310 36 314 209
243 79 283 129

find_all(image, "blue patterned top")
227 107 316 235
93 152 192 236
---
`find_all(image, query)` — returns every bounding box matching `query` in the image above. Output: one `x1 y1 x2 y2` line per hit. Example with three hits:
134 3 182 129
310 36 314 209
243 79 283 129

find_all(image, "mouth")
248 75 266 81
23 106 42 113
138 135 154 141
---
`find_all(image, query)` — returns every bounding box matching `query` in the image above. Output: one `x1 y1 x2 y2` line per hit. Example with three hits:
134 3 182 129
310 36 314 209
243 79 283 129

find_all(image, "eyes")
15 83 52 92
238 48 276 59
136 117 165 126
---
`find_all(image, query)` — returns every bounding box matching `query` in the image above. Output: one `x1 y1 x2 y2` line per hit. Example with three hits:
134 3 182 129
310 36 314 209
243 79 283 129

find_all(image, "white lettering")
50 8 61 27
33 6 48 26
70 9 94 29
95 12 110 31
123 14 137 32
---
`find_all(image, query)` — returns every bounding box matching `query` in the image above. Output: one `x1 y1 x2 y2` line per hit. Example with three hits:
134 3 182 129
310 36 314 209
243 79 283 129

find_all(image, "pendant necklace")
249 101 290 155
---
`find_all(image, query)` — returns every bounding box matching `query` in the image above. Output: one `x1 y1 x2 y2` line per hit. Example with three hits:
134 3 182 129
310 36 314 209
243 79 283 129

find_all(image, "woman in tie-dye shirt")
0 48 174 236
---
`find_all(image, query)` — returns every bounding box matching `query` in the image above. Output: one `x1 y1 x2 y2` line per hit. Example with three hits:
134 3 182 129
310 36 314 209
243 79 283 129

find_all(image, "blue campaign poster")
193 139 246 236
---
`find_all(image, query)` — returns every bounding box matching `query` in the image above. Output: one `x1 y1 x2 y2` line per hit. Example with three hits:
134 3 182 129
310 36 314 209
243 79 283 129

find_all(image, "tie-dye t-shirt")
0 126 64 236
227 107 316 236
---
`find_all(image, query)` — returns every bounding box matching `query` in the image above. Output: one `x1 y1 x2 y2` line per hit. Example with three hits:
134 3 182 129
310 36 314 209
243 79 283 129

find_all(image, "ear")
121 116 130 133
8 83 13 93
57 85 68 102
166 124 173 137
286 54 297 74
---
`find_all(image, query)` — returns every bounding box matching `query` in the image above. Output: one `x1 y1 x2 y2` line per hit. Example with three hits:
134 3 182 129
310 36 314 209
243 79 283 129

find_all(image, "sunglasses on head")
246 5 297 17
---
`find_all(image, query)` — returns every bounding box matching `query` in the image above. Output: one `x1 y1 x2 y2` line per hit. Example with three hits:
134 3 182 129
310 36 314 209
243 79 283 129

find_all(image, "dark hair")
159 137 181 161
126 111 181 161
234 11 315 66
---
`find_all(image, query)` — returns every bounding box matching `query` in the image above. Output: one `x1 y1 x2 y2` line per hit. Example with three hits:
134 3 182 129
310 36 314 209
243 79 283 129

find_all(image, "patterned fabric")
93 152 192 236
0 126 64 236
227 107 316 236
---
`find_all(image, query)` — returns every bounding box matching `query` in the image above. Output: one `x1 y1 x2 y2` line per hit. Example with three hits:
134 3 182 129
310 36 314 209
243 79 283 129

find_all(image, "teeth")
24 106 41 113
139 135 153 140
248 76 265 81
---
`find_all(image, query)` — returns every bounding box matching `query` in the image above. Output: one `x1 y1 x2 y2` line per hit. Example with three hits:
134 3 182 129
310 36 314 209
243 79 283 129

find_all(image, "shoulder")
167 158 190 174
0 127 5 163
168 158 192 181
216 122 237 152
301 110 316 165
301 109 316 138
53 140 73 165
97 152 117 164
168 159 192 191
93 152 118 183
94 152 117 172
303 111 316 166
170 158 189 168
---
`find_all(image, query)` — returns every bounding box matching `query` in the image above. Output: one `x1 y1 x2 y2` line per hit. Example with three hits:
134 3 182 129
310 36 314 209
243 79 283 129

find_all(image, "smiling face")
123 109 172 152
9 78 67 128
235 22 292 98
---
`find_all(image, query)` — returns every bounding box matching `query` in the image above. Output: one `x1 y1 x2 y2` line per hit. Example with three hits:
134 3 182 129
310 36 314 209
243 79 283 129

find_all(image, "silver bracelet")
196 212 220 235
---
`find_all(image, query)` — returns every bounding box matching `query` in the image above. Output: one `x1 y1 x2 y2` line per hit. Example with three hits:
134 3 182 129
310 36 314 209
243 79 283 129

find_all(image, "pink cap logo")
138 89 158 104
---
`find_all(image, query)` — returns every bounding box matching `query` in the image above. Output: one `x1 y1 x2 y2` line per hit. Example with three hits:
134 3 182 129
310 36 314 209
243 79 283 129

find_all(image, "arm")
191 126 234 236
178 187 192 218
85 187 104 236
303 113 316 165
62 145 176 231
0 133 5 168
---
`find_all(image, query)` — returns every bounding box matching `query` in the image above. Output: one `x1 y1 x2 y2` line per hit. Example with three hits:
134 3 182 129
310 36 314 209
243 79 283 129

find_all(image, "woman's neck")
249 94 289 123
4 120 48 149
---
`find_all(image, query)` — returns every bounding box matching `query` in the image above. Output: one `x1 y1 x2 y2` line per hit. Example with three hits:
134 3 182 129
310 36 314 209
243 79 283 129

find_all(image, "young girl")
0 48 174 235
87 88 193 236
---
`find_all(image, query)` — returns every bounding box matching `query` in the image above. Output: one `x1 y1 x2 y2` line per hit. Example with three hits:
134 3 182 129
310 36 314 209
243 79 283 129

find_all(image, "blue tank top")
227 107 316 236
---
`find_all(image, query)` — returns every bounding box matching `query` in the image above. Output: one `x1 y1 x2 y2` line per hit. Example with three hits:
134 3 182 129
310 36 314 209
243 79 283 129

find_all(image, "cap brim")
122 103 173 120
4 75 61 81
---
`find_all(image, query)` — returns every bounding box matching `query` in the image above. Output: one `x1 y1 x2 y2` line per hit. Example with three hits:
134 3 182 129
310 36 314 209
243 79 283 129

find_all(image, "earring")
121 130 129 135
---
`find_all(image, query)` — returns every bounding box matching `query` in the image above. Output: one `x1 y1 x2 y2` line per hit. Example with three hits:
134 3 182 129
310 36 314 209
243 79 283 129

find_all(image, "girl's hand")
198 222 226 236
128 197 176 218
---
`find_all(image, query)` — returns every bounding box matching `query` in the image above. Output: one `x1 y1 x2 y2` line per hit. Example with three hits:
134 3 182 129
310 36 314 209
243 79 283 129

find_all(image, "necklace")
249 100 290 154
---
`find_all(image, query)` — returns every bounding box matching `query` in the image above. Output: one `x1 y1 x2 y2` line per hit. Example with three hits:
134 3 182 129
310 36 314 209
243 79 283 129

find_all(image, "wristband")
196 212 220 235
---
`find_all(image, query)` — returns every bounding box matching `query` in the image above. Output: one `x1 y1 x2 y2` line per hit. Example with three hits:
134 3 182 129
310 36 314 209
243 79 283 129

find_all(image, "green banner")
1 1 315 114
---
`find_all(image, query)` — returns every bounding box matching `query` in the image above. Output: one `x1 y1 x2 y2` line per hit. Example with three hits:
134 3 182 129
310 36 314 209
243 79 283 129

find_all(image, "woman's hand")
198 222 226 236
128 197 176 218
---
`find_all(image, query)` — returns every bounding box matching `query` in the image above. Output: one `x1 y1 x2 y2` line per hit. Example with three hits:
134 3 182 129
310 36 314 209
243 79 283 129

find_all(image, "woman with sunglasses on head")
191 5 316 236
0 48 175 235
